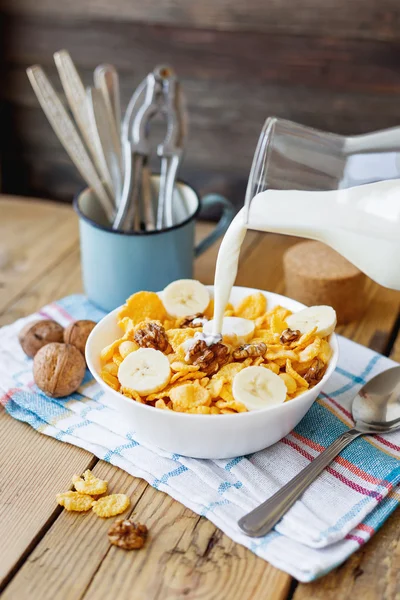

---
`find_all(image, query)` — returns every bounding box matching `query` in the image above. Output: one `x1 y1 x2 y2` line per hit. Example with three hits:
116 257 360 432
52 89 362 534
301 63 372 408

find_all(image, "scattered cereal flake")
170 382 211 411
101 371 120 391
56 491 94 512
235 293 266 320
118 291 166 325
119 340 138 359
206 377 224 398
204 298 214 319
72 470 108 495
92 494 130 518
286 359 309 388
279 372 297 394
167 328 196 352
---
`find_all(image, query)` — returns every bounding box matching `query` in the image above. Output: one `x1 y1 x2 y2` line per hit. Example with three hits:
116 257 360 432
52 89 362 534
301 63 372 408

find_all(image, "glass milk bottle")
244 117 400 290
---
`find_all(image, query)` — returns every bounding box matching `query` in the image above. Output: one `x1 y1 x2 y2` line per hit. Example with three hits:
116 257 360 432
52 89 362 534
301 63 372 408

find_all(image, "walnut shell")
63 320 96 355
18 320 64 358
33 343 86 398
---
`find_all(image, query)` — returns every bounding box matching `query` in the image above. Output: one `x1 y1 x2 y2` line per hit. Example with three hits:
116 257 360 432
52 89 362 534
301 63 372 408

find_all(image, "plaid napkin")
1 295 399 582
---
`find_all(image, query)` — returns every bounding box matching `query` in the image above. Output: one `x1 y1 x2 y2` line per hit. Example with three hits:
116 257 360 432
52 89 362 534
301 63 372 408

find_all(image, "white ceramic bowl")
86 287 339 459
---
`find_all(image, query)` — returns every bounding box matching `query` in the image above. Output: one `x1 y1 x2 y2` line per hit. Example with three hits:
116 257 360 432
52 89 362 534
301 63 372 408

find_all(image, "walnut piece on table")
108 519 148 550
134 322 169 352
186 339 229 375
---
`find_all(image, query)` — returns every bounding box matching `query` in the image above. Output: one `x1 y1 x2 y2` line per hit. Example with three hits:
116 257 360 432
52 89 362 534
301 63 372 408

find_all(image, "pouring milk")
211 178 400 335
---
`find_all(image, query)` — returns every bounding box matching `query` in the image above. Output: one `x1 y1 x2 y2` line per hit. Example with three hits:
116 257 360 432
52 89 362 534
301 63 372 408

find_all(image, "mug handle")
194 194 235 258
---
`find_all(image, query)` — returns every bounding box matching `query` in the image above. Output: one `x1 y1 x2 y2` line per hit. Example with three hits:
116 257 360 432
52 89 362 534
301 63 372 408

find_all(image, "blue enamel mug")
74 177 234 312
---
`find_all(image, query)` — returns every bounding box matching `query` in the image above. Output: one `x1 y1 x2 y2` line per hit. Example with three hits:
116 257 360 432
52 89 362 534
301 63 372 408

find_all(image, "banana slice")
286 305 337 338
118 348 170 396
162 279 210 318
232 366 286 411
203 316 255 343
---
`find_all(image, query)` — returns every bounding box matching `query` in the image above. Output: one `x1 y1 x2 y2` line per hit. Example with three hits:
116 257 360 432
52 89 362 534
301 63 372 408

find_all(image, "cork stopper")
283 241 366 324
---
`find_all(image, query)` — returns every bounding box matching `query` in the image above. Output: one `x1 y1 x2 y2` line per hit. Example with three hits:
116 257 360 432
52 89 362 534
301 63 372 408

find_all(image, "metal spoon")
238 365 400 538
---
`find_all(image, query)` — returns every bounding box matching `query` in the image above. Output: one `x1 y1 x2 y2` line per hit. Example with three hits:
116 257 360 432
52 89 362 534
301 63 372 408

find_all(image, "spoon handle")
238 428 361 537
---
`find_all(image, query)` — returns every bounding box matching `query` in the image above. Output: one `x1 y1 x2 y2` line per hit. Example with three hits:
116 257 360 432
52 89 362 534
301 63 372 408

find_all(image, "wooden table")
0 196 399 600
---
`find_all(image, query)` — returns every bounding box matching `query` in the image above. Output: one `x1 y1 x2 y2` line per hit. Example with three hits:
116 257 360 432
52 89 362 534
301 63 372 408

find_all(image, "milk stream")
212 178 400 334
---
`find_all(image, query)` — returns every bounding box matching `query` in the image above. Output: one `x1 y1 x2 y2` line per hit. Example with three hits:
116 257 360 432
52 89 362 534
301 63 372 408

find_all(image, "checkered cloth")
1 295 399 582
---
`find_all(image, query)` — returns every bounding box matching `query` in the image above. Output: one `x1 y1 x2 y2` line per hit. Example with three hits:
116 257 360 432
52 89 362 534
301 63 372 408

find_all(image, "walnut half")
108 519 148 550
280 328 301 344
304 358 326 386
134 322 169 352
233 342 266 360
186 339 229 375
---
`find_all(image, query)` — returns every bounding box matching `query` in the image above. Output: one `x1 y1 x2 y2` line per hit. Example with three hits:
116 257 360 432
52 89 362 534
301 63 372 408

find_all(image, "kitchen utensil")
27 65 115 222
86 87 122 202
94 64 122 137
238 365 400 537
54 50 115 201
113 65 187 232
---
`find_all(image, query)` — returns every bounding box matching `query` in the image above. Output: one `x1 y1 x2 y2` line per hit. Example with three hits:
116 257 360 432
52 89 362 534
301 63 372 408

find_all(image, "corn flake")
118 291 166 325
92 494 130 518
119 340 138 359
286 359 309 388
72 470 108 495
56 491 94 512
298 338 322 363
279 372 297 395
170 382 211 411
204 298 214 319
235 293 266 320
167 328 195 352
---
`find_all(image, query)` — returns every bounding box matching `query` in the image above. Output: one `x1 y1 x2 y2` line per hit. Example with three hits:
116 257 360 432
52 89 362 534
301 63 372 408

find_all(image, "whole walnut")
33 343 86 398
63 320 96 355
18 320 64 358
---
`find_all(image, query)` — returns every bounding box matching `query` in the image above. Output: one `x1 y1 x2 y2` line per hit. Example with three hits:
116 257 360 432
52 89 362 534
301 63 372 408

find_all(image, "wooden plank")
2 0 400 41
0 197 79 313
0 246 82 326
4 17 400 95
2 461 290 600
293 508 400 600
1 461 148 600
0 411 95 591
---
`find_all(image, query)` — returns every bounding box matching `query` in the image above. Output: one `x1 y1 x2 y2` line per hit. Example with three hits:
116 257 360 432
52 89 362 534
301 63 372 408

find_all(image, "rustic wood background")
1 0 400 207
